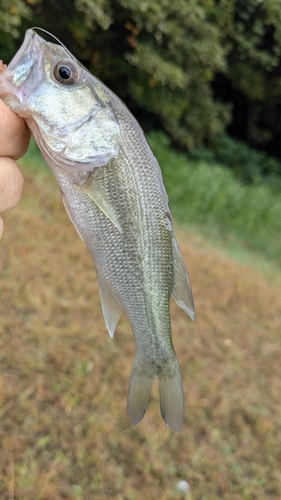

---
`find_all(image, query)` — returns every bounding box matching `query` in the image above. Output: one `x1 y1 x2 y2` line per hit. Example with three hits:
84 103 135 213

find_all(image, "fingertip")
0 157 24 212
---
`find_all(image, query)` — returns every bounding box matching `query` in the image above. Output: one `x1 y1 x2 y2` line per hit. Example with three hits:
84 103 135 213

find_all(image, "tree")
213 0 281 156
0 0 230 149
0 0 31 61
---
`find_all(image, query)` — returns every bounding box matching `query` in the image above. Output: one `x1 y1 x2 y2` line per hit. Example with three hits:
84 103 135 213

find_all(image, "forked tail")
127 356 184 432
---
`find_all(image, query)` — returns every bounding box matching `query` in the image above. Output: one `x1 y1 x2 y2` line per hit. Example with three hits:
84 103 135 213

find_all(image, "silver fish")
0 29 195 431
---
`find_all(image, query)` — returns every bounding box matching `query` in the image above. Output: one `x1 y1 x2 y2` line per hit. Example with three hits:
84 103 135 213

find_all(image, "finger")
0 157 24 212
0 100 30 159
0 217 3 241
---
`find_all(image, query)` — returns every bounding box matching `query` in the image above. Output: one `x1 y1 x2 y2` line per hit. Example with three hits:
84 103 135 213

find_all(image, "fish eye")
53 61 79 85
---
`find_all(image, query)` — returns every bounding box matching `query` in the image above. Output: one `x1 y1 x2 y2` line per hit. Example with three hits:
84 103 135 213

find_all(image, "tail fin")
127 358 154 425
127 357 184 432
158 360 184 432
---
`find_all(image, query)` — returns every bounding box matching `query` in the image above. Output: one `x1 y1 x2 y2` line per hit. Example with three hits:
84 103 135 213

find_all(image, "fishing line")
30 26 97 88
30 27 76 62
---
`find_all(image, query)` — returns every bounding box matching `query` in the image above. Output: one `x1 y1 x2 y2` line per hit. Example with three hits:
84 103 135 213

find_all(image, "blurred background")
0 1 281 499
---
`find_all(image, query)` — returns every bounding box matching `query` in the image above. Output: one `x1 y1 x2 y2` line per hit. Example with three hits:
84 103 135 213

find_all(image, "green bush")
190 135 281 185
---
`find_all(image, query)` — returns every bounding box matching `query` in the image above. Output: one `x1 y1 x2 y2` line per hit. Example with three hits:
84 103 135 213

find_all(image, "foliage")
118 0 229 149
0 0 31 35
219 0 281 100
0 0 32 61
215 0 281 150
191 134 281 185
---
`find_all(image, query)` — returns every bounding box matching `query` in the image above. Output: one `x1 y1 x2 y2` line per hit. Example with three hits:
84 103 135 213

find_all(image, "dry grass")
0 166 281 499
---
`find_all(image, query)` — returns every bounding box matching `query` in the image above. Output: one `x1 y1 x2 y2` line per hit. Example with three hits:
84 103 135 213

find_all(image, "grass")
0 137 281 498
147 131 281 267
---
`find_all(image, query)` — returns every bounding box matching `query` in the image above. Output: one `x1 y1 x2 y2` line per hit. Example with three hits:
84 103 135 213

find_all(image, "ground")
0 166 280 499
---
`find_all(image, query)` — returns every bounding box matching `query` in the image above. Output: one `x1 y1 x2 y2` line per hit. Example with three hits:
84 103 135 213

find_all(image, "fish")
0 28 195 431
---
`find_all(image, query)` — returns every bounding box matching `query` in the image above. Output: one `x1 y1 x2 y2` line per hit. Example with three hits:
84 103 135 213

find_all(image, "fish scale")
0 28 195 431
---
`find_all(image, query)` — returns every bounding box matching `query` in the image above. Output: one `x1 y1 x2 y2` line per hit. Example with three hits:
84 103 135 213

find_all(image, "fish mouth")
0 70 24 112
0 29 44 112
7 29 40 76
0 31 34 88
0 68 29 114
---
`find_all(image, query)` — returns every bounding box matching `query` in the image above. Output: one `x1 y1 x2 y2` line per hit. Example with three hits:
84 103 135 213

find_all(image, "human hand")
0 100 30 240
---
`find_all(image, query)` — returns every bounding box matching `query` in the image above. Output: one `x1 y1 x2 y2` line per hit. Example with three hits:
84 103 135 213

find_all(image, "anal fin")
172 237 195 321
98 279 123 338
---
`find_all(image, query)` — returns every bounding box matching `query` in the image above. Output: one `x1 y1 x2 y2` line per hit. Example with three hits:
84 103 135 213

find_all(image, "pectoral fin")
80 177 123 234
172 237 195 321
98 279 123 338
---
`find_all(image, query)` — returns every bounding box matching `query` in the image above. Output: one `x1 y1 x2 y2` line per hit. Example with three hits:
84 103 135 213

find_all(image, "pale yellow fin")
80 178 123 234
172 237 195 321
98 279 123 338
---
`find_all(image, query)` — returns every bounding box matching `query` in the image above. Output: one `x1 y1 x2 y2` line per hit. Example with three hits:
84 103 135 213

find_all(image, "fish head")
0 29 120 173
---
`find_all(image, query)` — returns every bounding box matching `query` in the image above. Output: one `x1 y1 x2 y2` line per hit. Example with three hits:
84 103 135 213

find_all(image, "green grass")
147 131 281 266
